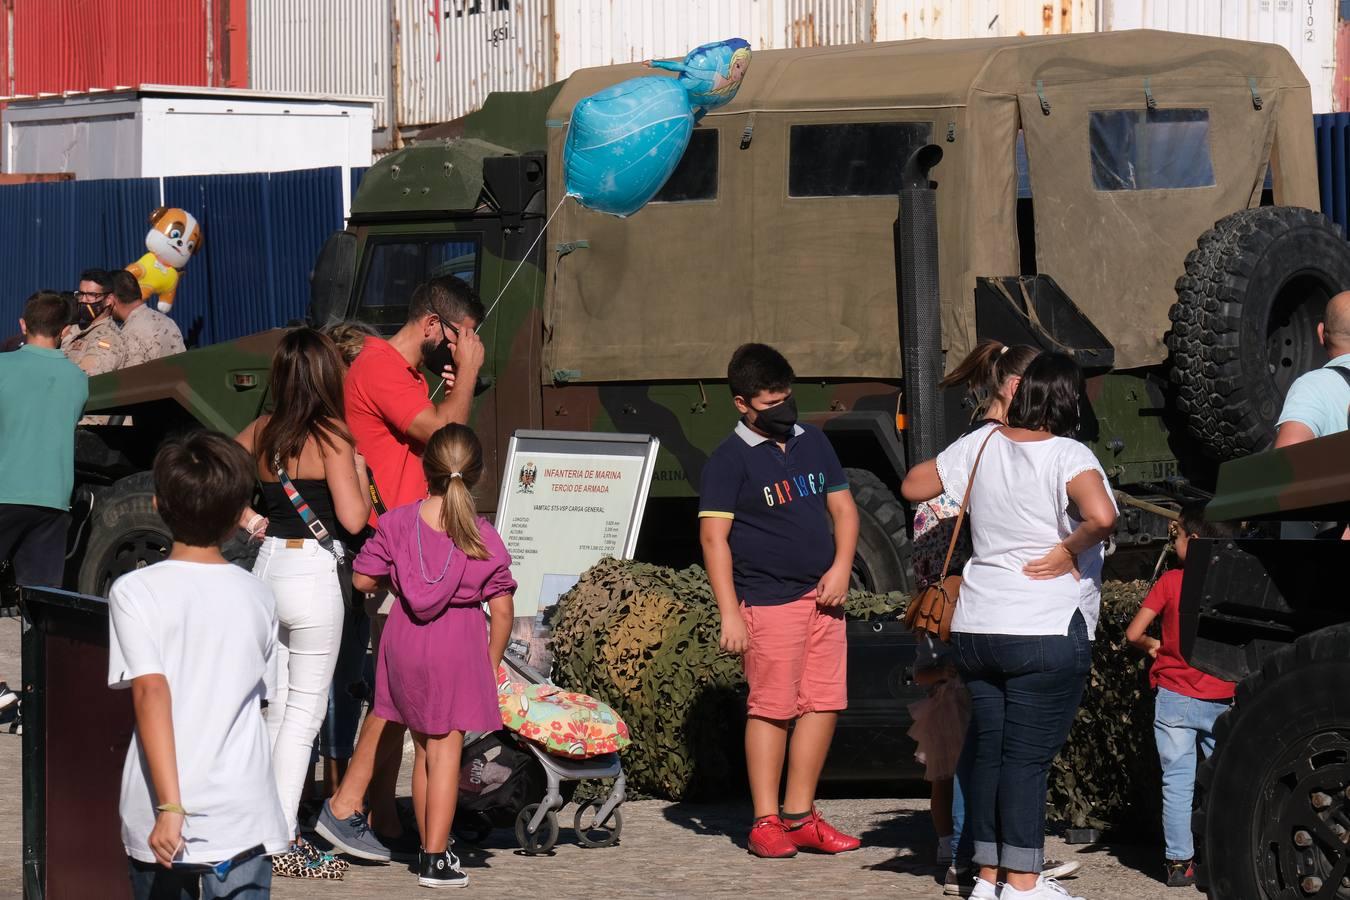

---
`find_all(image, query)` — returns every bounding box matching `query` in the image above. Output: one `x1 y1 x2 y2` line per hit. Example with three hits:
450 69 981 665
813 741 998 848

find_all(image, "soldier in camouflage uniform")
110 270 184 367
63 268 126 376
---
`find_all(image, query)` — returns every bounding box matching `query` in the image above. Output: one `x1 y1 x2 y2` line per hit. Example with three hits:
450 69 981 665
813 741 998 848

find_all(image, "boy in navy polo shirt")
699 343 862 859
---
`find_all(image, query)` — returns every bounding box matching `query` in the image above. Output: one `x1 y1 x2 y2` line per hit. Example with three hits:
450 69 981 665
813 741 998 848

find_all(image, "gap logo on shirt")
763 471 828 507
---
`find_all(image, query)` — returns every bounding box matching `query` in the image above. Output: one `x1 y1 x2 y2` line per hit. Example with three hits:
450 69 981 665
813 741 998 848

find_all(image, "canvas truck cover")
542 30 1316 383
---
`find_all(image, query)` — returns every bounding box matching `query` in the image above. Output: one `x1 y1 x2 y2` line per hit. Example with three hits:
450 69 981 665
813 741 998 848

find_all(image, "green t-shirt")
0 345 88 510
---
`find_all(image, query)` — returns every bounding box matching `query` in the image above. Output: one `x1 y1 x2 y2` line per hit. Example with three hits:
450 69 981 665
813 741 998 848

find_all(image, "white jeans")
253 536 345 837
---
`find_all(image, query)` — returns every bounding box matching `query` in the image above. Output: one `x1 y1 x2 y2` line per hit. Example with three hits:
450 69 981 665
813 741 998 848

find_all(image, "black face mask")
423 335 456 379
75 301 99 329
751 396 798 441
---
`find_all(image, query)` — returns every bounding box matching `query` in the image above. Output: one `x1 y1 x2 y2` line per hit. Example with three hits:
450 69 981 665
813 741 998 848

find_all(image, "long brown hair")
256 327 352 469
423 424 488 560
940 339 1040 421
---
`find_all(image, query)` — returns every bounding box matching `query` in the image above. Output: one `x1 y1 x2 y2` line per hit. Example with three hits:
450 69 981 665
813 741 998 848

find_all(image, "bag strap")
1330 366 1350 429
273 455 344 562
936 426 1002 582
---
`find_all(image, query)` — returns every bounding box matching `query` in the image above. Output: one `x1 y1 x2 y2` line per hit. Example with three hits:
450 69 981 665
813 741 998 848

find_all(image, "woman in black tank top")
234 327 372 877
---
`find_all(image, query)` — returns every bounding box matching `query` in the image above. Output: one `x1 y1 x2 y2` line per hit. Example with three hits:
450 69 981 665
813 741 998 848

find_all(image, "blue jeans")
128 854 271 899
953 610 1091 873
1154 686 1229 860
319 606 370 759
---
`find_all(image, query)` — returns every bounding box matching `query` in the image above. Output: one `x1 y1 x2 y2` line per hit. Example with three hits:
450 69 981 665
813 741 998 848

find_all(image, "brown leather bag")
903 428 1000 642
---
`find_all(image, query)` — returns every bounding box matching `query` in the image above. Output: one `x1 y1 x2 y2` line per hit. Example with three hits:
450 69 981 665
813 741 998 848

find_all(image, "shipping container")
395 0 550 128
249 1 390 130
6 0 246 96
870 0 1095 40
1100 0 1339 113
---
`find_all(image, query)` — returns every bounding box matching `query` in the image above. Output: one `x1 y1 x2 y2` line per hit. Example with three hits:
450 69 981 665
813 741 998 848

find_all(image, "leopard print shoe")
272 845 345 880
298 837 350 872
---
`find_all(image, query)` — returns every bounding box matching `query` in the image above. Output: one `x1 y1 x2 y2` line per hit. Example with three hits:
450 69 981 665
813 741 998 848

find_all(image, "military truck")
1181 434 1350 899
70 30 1347 600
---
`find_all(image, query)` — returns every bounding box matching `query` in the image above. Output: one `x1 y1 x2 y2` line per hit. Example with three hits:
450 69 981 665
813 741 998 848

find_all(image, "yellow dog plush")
126 207 203 313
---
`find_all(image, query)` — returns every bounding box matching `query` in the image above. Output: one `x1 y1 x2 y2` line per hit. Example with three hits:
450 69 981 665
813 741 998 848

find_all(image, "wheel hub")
1260 731 1350 898
98 528 170 594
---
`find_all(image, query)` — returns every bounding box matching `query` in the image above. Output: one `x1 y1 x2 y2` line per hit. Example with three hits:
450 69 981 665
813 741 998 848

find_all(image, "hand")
719 611 749 655
816 564 850 607
1023 544 1079 581
642 60 653 68
148 810 184 868
353 451 368 475
449 327 485 380
1147 641 1160 659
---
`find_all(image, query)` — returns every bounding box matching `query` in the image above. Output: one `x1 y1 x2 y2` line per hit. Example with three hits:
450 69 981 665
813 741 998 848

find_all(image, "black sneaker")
1165 858 1196 887
418 849 468 889
0 683 17 711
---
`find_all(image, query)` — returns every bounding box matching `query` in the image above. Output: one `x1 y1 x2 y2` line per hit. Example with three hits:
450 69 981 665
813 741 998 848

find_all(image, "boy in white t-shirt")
109 432 289 899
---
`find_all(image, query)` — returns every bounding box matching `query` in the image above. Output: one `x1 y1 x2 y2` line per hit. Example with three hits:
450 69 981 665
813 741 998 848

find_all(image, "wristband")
245 514 265 535
1057 543 1075 559
156 803 188 815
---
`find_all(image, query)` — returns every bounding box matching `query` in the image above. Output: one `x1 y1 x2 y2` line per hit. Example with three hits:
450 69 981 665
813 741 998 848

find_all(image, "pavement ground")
0 616 1183 899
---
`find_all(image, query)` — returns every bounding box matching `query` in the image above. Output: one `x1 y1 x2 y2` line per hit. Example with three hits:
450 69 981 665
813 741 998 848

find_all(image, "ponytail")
940 339 1040 419
422 423 489 560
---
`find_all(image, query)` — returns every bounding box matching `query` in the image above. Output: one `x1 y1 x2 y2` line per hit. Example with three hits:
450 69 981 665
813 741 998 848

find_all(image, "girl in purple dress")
351 424 515 889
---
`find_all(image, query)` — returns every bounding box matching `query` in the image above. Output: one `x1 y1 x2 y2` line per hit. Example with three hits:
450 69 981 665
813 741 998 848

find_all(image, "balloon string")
477 194 570 331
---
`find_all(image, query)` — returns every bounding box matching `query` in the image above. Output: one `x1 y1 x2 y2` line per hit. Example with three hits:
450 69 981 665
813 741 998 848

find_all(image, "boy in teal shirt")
0 291 87 587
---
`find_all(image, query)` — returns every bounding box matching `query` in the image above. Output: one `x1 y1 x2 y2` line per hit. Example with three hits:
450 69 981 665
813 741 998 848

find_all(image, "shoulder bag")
274 457 357 610
902 427 1000 642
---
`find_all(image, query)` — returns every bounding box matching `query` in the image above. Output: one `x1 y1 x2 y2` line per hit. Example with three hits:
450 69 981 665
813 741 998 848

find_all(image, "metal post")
895 143 945 466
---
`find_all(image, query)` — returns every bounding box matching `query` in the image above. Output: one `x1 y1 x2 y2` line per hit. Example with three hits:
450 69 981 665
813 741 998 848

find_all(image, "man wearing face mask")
317 275 485 862
63 268 127 376
698 343 862 860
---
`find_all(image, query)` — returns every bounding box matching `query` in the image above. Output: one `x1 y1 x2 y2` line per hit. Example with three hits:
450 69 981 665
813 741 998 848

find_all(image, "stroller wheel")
573 799 623 848
452 811 493 845
515 803 559 854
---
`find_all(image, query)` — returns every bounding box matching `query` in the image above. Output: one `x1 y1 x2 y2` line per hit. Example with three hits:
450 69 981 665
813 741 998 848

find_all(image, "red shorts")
741 592 848 720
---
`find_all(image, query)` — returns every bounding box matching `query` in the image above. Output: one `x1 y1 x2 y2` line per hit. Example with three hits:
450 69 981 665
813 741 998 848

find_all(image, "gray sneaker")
1042 858 1082 880
314 800 392 862
945 866 976 896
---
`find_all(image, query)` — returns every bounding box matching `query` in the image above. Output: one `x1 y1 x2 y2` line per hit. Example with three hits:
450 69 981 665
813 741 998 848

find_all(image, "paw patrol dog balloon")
126 207 203 313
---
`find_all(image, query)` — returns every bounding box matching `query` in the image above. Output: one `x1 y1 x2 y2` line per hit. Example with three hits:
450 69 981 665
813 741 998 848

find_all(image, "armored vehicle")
1183 434 1350 899
71 30 1345 599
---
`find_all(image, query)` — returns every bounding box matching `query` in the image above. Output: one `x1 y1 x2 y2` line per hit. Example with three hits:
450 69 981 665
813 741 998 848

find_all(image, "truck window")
787 122 933 197
1089 109 1215 191
356 237 480 331
652 128 718 203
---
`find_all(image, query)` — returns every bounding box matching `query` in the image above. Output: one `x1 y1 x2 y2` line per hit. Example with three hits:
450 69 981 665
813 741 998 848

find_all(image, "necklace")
415 500 454 583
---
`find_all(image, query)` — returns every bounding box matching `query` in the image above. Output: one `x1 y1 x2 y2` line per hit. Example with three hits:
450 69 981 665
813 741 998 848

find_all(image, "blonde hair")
422 424 488 560
324 321 380 368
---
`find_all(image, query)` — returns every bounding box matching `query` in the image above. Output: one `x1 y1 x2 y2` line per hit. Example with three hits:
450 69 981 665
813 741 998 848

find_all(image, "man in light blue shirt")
1275 292 1350 448
0 292 88 587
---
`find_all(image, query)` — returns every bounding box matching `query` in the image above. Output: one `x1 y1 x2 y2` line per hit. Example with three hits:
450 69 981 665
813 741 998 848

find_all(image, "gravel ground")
0 615 1185 899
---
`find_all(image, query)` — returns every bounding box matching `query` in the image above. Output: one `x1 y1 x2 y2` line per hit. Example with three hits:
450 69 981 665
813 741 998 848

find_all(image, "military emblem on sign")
517 461 537 494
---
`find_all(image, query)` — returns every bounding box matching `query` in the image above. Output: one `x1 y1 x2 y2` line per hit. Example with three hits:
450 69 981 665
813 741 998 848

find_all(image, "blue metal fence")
0 166 350 347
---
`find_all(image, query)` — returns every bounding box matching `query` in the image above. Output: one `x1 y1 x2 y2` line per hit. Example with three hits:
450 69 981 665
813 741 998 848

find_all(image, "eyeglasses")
75 290 109 300
441 320 460 341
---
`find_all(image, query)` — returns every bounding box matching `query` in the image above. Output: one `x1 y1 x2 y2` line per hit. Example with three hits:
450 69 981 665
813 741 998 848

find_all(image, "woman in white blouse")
902 353 1118 900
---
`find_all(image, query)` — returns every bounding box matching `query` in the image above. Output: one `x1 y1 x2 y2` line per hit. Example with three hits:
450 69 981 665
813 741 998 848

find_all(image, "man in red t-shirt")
317 276 485 863
1126 504 1237 889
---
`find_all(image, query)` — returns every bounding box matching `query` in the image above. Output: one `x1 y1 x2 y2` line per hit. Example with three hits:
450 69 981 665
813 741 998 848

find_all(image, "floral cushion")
497 666 632 759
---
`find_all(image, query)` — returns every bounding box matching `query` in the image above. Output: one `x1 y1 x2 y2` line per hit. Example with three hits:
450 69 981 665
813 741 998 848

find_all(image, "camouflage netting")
551 561 1162 834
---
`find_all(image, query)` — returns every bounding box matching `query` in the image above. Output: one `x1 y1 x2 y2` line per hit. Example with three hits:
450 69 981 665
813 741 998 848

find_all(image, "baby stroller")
453 653 628 855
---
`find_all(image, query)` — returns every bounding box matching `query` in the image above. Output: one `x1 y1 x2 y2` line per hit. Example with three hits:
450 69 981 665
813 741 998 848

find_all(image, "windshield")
356 235 481 333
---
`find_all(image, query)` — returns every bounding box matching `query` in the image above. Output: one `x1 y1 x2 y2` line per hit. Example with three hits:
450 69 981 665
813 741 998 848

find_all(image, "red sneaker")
786 808 861 854
748 816 799 858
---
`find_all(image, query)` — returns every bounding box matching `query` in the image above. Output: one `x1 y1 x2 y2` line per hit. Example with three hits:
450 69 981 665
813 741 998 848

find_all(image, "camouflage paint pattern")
1206 430 1350 522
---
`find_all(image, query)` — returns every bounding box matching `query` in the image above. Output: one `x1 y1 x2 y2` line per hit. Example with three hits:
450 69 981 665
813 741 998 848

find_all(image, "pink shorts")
741 592 848 720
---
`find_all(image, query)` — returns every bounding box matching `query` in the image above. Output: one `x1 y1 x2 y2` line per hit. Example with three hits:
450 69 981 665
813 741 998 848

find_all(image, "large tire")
77 472 172 597
1194 625 1350 899
844 468 913 595
1168 207 1350 459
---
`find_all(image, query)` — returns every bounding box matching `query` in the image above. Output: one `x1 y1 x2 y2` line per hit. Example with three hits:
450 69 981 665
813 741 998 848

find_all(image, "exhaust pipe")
895 144 945 466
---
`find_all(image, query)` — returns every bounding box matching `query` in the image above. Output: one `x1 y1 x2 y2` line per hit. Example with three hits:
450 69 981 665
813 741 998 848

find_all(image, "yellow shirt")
131 252 179 299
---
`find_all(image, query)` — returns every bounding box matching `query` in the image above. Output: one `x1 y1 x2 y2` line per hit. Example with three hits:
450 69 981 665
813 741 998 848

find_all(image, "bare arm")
1125 605 1161 657
352 572 387 594
131 674 184 867
1274 420 1316 449
322 436 373 534
233 420 266 534
700 516 746 653
1024 470 1118 580
405 328 486 444
486 593 514 671
901 459 943 503
818 489 859 607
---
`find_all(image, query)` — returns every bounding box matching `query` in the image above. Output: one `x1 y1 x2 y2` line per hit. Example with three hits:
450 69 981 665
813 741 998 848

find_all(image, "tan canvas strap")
936 427 1002 582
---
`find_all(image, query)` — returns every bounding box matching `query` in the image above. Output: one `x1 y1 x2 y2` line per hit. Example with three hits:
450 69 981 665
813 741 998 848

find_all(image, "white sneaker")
1001 876 1085 900
1042 858 1082 880
970 878 1000 900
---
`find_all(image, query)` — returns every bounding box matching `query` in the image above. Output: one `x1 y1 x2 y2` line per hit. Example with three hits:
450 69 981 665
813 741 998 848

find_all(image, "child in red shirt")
1125 502 1237 889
